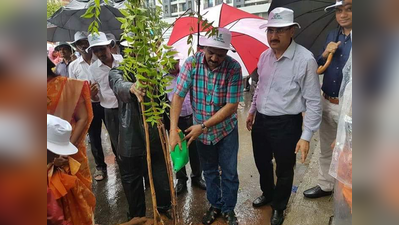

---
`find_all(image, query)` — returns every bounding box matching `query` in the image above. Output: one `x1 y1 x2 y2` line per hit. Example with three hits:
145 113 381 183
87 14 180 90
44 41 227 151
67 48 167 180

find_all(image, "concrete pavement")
86 92 333 225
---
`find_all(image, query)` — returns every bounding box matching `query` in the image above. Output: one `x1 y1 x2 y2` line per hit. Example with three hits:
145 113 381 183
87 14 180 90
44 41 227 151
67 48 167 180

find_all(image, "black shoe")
271 210 284 225
223 211 238 225
175 180 187 195
303 185 333 198
192 178 207 190
252 195 271 208
202 206 221 225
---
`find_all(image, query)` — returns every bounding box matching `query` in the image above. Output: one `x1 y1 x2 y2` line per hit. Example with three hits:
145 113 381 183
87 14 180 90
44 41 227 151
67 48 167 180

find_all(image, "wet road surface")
87 92 316 225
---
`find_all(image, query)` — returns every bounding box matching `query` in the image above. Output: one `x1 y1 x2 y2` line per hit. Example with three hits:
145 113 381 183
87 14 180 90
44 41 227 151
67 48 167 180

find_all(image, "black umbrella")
48 0 126 40
269 0 338 57
47 22 77 42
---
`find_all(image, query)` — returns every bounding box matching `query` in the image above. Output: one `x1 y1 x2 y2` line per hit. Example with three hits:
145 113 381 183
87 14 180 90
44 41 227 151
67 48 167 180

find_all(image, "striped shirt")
175 52 243 145
249 41 322 141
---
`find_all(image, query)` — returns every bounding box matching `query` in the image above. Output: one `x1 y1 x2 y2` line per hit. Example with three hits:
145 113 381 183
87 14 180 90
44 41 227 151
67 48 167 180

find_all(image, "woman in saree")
47 57 96 225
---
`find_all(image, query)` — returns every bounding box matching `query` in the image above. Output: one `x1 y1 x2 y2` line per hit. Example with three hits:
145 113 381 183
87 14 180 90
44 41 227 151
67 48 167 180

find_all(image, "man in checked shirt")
169 28 243 225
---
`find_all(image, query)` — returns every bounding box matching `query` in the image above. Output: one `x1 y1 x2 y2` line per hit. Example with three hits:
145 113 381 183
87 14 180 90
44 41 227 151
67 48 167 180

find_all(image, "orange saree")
47 76 95 225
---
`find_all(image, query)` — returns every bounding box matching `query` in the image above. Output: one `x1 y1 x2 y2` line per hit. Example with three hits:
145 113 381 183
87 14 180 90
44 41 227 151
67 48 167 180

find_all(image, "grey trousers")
318 97 340 191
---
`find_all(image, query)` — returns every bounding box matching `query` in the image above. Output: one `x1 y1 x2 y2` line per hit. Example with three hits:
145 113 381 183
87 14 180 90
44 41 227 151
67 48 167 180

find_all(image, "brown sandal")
94 169 105 181
202 206 221 224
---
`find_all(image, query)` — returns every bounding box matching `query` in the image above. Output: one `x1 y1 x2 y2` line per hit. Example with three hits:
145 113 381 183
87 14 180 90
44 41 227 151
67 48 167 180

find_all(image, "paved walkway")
284 134 334 225
87 92 333 224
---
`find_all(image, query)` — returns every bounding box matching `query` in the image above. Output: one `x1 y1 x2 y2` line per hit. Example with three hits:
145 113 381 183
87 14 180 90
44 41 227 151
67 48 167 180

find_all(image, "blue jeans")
196 126 239 213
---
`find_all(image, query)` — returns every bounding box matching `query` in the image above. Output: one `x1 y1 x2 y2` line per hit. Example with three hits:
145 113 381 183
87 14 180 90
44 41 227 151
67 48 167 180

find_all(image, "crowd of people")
47 0 352 224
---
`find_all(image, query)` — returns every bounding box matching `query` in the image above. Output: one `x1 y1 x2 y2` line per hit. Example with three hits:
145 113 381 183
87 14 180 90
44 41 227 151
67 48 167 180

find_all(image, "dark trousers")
176 115 202 182
104 108 119 156
197 126 239 213
251 112 302 211
118 153 171 218
88 102 107 170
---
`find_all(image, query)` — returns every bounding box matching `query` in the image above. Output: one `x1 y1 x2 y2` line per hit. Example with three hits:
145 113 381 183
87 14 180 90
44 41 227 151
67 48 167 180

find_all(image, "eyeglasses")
267 27 291 35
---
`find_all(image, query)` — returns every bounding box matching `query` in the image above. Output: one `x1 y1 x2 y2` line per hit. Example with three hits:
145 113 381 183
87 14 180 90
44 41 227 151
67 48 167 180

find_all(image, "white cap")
106 33 117 41
87 32 114 53
120 40 130 47
47 114 78 156
259 7 301 29
71 31 88 46
120 32 135 47
199 27 235 51
325 0 344 12
54 42 73 52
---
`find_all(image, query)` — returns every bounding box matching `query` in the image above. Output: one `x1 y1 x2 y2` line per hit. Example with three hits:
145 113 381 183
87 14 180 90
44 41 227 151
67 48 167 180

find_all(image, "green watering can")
170 130 189 172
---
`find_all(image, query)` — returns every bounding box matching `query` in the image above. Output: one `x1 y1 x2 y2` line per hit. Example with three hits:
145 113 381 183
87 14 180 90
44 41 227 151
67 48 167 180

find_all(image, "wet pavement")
87 92 318 225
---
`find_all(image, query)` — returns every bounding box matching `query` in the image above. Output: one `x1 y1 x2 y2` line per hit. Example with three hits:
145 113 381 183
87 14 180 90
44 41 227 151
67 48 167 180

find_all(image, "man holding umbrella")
246 8 322 225
303 0 352 199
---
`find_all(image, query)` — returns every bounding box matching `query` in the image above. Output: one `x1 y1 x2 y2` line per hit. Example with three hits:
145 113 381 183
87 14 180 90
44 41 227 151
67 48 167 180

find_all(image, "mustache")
270 40 280 43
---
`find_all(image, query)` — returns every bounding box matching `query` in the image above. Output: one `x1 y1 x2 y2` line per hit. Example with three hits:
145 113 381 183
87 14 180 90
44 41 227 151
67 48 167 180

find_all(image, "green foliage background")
47 0 62 19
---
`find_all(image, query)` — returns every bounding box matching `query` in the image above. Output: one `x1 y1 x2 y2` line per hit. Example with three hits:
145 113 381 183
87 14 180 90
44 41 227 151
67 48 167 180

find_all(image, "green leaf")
120 9 130 17
144 112 153 117
88 22 94 32
116 17 127 24
81 12 95 19
202 20 209 28
202 22 213 32
162 103 171 109
188 46 193 56
95 7 101 19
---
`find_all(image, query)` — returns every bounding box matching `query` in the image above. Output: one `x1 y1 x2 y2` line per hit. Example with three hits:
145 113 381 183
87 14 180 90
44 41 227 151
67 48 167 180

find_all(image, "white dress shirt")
249 41 322 141
89 54 123 109
69 56 99 103
68 56 96 81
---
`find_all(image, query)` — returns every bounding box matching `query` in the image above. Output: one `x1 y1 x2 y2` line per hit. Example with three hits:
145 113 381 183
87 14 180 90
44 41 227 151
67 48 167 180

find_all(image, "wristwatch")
201 123 207 133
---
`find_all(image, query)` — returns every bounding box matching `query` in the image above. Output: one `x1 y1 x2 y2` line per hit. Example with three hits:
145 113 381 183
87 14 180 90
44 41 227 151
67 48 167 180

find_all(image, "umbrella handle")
317 53 334 75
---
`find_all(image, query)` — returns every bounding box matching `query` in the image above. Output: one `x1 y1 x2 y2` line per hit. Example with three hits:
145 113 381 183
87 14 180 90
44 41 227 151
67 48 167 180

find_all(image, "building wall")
162 0 270 19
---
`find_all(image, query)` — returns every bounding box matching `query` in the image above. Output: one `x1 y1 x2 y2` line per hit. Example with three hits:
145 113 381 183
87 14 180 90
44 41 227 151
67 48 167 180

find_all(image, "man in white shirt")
246 8 322 225
68 31 110 181
88 32 123 163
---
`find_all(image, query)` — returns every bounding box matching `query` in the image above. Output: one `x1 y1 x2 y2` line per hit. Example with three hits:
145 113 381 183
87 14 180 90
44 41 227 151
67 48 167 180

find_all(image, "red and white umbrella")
167 3 269 77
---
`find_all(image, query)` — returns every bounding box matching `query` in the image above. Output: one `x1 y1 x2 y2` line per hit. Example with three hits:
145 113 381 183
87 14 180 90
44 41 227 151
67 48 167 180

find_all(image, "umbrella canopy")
48 0 125 40
168 3 269 77
47 22 76 42
269 0 338 57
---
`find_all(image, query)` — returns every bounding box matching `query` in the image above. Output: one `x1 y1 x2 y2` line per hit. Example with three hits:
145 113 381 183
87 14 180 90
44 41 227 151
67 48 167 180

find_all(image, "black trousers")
251 112 302 210
118 153 171 218
88 102 107 170
104 108 119 156
176 115 202 181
